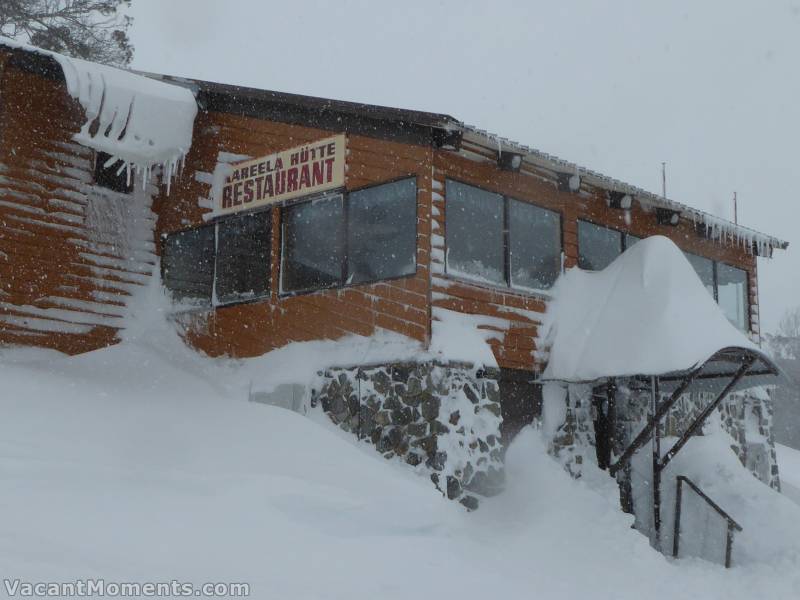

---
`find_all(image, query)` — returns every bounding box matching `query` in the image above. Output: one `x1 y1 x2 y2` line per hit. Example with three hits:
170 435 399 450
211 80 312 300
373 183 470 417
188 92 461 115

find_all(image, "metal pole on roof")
661 162 667 199
734 191 738 224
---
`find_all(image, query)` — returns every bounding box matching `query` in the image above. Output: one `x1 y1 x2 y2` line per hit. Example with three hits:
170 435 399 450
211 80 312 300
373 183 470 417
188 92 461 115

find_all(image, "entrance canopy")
540 235 778 388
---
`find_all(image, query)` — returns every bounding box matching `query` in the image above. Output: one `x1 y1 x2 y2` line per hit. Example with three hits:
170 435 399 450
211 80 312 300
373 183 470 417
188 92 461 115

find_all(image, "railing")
672 475 743 568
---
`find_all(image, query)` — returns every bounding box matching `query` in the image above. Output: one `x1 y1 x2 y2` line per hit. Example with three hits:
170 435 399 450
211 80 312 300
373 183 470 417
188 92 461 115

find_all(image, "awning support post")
609 365 702 476
658 357 755 472
651 375 662 549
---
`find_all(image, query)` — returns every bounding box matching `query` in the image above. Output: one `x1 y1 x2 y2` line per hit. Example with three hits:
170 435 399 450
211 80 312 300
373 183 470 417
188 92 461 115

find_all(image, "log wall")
0 51 158 354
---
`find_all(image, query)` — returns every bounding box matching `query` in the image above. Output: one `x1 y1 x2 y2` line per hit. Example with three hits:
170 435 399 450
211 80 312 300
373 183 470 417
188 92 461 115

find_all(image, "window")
215 212 271 304
717 263 749 331
347 178 417 285
281 178 418 293
162 212 271 307
94 151 133 194
509 200 562 290
684 253 750 331
445 180 562 292
162 225 215 304
685 252 715 298
282 195 344 293
578 221 622 271
577 221 640 271
445 180 505 285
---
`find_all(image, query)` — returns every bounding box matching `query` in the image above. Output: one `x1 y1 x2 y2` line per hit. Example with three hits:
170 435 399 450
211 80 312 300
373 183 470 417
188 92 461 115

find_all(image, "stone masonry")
312 361 504 510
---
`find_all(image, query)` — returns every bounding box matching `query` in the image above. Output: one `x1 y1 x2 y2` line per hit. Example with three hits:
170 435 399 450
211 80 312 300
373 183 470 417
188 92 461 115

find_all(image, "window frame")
443 178 564 296
160 207 273 310
279 175 419 297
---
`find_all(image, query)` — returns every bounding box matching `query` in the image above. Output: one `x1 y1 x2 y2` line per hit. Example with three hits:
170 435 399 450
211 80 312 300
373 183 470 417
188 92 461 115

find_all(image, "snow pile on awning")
541 236 762 382
0 37 197 189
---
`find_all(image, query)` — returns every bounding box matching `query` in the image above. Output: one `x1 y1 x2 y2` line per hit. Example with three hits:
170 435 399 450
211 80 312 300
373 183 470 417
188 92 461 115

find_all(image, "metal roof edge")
458 123 789 253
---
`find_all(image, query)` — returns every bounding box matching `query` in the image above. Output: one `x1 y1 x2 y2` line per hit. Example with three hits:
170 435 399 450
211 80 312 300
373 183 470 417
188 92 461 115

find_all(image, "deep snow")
541 236 764 382
777 443 800 505
1 286 799 598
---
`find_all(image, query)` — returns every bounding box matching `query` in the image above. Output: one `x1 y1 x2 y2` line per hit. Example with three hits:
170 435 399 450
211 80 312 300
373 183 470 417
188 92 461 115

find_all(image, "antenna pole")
661 162 666 198
733 191 738 224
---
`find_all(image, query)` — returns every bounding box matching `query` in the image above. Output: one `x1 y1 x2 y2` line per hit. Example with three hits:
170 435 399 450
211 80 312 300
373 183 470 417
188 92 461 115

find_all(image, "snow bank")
0 37 197 188
777 443 800 505
541 235 765 382
1 333 800 597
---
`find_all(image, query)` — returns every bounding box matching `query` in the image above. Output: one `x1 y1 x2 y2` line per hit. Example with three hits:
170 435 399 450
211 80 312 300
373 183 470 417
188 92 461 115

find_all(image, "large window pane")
215 211 271 304
281 195 344 293
347 178 417 285
509 199 561 290
717 263 749 331
684 252 716 298
578 220 623 271
162 225 215 304
446 180 505 285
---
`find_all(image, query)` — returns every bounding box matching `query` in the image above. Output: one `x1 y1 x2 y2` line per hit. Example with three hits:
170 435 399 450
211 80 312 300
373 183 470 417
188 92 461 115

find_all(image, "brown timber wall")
155 111 433 358
0 52 158 354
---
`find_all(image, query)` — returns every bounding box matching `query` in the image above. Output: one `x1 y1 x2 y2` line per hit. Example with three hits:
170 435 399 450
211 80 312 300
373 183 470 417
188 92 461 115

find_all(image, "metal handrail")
672 475 743 568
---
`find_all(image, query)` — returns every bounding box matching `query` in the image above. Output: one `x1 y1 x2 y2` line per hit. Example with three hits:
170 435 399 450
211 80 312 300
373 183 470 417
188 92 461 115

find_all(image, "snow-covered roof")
0 37 197 188
540 235 773 383
459 125 788 258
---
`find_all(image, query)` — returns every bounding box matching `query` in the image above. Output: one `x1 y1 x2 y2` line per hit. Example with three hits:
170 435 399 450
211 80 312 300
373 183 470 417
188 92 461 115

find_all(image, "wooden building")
0 40 788 379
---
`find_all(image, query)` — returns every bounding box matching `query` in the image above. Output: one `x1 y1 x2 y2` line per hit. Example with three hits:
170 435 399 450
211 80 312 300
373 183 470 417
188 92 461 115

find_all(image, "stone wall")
312 361 504 509
546 380 781 493
721 388 781 491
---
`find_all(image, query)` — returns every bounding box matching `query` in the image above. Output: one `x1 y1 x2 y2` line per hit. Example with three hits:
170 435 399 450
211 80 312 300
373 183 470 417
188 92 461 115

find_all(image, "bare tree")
0 1 133 67
779 306 800 339
767 305 800 359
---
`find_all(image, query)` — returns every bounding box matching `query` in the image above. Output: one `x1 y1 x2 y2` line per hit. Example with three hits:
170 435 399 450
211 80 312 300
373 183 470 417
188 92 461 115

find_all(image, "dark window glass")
162 225 215 304
685 252 716 298
282 195 344 293
347 178 417 285
717 263 749 331
578 220 623 270
509 199 561 290
94 151 133 194
445 180 505 285
215 212 271 304
624 233 642 249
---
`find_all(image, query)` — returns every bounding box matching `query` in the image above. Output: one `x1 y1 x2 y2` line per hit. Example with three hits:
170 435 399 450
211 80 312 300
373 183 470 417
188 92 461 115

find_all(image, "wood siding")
0 53 158 354
154 111 433 358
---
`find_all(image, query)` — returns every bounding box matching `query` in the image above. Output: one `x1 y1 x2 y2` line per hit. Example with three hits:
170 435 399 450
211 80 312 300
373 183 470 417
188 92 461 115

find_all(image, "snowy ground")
777 443 800 505
2 309 800 599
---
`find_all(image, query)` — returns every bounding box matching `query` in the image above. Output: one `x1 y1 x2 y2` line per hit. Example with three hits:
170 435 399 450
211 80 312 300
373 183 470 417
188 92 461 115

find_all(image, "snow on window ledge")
441 268 554 301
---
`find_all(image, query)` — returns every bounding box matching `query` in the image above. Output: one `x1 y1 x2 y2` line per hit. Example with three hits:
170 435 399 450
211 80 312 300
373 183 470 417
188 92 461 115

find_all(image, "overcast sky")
129 0 800 334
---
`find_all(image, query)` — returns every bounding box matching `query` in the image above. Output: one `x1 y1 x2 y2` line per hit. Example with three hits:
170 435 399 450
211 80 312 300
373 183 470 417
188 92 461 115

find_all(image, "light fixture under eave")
657 208 681 226
497 151 524 172
557 172 581 192
608 191 633 210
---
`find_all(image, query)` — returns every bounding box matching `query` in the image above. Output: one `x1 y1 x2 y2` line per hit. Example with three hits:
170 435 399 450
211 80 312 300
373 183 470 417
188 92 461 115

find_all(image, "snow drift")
541 235 766 382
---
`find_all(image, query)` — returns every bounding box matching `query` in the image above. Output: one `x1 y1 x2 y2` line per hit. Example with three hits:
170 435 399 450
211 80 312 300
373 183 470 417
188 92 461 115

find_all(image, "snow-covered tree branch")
0 0 132 66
